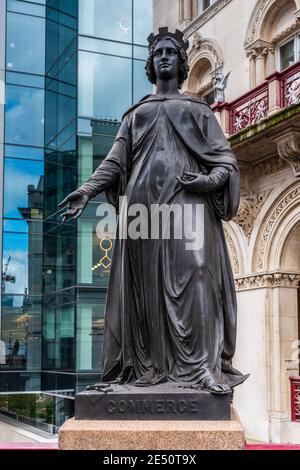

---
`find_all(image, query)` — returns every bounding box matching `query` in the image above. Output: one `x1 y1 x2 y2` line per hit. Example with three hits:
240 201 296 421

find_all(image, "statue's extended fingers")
58 196 70 207
73 209 84 220
61 212 70 224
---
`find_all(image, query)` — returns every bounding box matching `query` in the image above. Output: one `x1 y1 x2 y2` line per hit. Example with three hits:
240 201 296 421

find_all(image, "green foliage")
0 394 53 424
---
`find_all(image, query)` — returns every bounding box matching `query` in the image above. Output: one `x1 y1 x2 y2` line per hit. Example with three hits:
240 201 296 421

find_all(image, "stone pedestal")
59 408 245 450
74 383 231 421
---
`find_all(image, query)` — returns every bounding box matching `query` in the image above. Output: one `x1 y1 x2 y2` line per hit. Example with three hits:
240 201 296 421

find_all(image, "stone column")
256 49 267 85
246 41 274 87
249 53 257 89
183 0 193 20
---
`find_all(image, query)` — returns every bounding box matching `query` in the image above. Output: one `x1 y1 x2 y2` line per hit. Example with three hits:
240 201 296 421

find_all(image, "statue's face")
153 38 179 82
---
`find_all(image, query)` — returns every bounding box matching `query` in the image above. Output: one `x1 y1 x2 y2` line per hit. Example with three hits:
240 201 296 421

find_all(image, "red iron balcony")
290 376 300 423
213 61 300 135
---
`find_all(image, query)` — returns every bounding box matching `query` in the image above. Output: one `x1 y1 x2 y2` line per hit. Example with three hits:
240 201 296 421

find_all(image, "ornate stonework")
223 225 240 274
235 272 300 290
249 156 289 182
272 131 300 177
233 190 271 240
245 39 274 59
256 184 300 271
271 17 300 43
244 0 273 47
183 0 233 38
188 36 224 70
245 0 300 49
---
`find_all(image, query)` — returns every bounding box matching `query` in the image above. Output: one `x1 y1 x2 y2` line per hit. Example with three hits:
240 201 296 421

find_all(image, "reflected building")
0 0 153 429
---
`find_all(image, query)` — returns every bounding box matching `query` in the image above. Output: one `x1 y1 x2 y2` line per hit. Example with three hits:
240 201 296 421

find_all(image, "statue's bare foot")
199 375 231 395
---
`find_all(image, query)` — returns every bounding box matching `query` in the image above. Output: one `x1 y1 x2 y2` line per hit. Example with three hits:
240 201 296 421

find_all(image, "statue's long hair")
145 36 189 90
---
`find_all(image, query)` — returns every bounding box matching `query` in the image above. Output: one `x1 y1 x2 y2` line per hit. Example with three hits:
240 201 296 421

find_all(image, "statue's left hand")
176 168 228 193
176 171 209 193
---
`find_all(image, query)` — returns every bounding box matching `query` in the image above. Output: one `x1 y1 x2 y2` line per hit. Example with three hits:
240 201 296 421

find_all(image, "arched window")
245 0 300 85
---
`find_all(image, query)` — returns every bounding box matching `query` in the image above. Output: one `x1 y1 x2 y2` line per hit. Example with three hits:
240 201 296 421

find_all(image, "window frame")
198 0 215 15
277 32 300 71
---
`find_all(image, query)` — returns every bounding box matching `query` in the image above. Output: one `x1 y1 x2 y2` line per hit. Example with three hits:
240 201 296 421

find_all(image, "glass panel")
0 372 41 392
6 72 44 88
3 158 44 219
133 0 153 45
79 36 132 58
78 51 132 120
280 38 295 70
45 89 76 146
76 302 105 372
6 12 45 74
47 0 78 17
7 0 45 17
79 0 132 43
3 218 28 233
45 19 77 79
42 307 55 369
55 305 74 371
43 231 76 293
5 85 44 146
77 218 116 287
5 144 44 161
133 45 148 61
2 230 43 295
133 59 152 103
1 295 42 371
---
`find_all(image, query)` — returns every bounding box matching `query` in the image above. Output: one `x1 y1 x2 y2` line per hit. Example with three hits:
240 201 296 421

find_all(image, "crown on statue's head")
147 27 189 51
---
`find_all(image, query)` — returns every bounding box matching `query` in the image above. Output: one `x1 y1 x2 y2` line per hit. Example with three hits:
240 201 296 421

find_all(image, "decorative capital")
245 40 274 59
235 272 300 290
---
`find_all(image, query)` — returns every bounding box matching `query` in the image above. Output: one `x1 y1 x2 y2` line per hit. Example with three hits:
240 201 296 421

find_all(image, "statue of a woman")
59 28 248 394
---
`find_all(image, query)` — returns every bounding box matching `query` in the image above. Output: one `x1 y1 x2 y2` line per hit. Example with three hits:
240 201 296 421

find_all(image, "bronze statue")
59 27 248 395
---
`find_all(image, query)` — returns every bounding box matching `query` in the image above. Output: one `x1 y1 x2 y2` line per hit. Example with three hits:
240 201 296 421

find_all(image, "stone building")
154 0 300 443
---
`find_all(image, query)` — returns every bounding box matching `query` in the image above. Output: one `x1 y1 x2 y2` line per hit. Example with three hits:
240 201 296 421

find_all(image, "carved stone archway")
245 0 300 86
253 181 300 272
186 34 224 95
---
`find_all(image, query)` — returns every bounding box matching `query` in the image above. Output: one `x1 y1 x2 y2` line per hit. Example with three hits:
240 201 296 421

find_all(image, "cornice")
183 0 233 38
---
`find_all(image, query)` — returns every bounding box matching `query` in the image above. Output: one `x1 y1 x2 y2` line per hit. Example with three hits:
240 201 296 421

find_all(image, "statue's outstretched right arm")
59 114 132 222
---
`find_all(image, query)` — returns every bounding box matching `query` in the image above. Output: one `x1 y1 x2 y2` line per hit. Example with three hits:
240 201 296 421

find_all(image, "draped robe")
79 94 241 387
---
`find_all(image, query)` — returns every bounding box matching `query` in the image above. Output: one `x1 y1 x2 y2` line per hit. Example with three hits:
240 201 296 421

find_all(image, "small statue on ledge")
213 70 231 103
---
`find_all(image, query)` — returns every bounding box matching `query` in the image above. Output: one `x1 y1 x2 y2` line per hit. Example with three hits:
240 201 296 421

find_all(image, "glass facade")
0 0 153 430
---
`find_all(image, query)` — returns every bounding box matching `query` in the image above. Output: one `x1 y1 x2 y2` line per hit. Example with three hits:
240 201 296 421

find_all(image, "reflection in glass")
5 85 44 146
5 144 44 161
7 0 45 17
2 230 43 296
77 302 105 372
7 12 45 74
1 295 42 371
133 59 152 103
133 0 153 45
79 36 132 58
42 305 75 371
4 158 44 219
280 39 295 70
79 51 132 120
79 0 132 43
